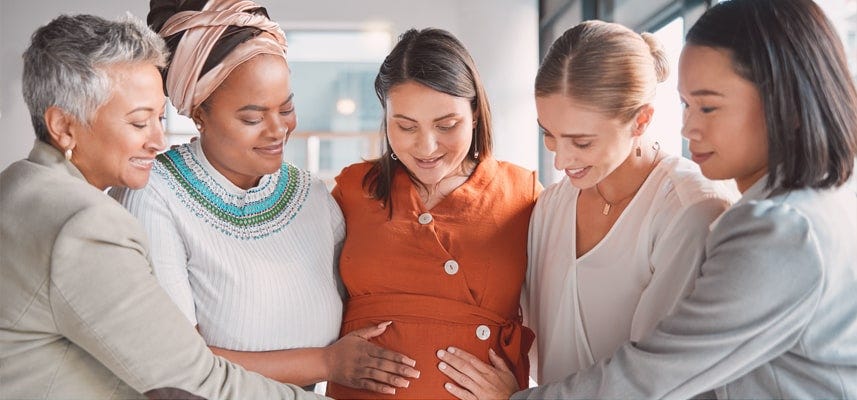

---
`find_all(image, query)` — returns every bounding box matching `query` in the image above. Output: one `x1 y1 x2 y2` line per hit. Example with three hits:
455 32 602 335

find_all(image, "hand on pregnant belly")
326 321 422 395
437 347 518 400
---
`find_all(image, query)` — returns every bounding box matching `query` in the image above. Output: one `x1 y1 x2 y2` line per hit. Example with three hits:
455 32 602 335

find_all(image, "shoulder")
647 156 735 225
336 161 374 182
494 160 537 180
534 177 574 213
698 196 829 305
332 161 375 194
657 156 739 207
490 159 541 199
710 193 820 268
3 159 122 222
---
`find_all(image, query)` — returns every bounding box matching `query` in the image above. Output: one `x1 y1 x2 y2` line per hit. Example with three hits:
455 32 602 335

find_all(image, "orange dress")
327 159 540 399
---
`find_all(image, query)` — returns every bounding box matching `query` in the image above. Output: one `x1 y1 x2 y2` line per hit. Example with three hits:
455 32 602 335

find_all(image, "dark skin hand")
208 321 421 395
437 347 518 400
326 322 422 394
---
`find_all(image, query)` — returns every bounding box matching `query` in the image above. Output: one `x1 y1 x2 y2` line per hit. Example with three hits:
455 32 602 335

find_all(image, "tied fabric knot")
495 312 535 388
159 0 287 117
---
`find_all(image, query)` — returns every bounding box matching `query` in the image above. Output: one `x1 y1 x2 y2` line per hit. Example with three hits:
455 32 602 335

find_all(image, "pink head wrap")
159 0 287 117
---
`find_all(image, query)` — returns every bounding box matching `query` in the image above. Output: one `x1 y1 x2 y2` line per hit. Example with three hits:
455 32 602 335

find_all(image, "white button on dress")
418 213 433 225
444 260 459 275
476 325 491 340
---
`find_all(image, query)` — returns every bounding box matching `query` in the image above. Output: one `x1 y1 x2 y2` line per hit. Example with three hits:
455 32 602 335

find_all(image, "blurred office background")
1 0 854 187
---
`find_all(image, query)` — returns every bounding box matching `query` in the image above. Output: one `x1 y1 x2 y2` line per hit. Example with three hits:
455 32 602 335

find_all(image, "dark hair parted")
363 28 493 213
535 20 669 122
148 0 270 110
687 0 857 191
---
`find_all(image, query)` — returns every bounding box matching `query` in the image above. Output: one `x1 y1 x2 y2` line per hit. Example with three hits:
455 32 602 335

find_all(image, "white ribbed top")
111 140 344 351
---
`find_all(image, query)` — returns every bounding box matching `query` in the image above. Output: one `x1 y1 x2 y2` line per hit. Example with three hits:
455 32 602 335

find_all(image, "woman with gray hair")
0 13 323 399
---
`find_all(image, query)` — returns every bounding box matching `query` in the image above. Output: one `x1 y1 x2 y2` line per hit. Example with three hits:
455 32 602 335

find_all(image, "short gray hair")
22 14 169 142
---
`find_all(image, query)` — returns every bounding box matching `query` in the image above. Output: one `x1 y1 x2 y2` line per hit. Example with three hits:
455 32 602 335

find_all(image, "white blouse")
525 155 737 384
111 140 345 352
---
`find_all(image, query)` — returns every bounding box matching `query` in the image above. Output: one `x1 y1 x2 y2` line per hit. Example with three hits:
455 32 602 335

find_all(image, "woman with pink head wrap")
111 0 419 394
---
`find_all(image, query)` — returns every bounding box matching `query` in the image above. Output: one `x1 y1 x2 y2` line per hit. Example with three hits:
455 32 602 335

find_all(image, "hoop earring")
391 153 398 161
64 148 72 161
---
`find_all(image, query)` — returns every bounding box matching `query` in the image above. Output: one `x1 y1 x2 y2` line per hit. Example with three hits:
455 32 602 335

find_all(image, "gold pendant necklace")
595 185 614 215
594 142 661 216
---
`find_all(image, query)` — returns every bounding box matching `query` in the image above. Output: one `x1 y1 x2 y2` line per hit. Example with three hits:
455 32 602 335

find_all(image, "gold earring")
64 148 72 161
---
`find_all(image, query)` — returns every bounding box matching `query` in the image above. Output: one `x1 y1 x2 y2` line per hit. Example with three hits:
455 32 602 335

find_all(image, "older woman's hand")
437 347 518 400
325 321 420 395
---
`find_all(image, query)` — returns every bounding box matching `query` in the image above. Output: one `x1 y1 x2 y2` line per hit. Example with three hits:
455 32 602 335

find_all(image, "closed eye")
573 141 592 149
437 122 458 131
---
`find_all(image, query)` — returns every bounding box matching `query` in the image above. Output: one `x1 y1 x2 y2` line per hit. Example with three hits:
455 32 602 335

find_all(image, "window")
648 16 684 158
285 29 391 188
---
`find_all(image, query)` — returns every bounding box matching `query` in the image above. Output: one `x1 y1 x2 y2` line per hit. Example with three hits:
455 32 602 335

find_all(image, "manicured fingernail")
379 321 393 328
445 383 454 390
404 357 416 367
436 349 446 358
489 348 496 355
438 362 447 370
447 347 456 354
385 387 396 395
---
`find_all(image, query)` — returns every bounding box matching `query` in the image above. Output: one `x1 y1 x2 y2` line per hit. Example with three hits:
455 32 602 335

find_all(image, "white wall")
0 0 539 172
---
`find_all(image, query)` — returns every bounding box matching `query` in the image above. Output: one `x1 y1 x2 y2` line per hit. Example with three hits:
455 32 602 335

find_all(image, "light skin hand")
325 321 421 395
437 347 518 400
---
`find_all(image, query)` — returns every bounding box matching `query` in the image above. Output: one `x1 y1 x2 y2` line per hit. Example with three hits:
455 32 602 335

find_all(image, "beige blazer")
0 141 326 400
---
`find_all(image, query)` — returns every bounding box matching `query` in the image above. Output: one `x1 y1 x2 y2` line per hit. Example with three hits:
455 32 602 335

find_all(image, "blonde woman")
436 20 736 398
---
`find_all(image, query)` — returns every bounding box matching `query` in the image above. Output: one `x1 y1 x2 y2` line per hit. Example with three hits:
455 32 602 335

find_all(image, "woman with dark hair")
439 0 857 398
111 0 417 394
326 28 540 399
0 13 320 399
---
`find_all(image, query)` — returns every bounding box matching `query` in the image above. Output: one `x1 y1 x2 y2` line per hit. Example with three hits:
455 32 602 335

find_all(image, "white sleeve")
513 202 824 399
111 184 196 326
630 196 730 341
324 185 347 300
522 193 548 384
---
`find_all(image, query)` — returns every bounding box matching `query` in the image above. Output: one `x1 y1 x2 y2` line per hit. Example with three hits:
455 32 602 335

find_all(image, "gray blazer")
514 176 857 399
0 141 326 399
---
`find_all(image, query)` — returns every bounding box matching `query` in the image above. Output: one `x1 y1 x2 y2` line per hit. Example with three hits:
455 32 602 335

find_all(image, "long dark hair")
687 0 857 193
363 28 493 214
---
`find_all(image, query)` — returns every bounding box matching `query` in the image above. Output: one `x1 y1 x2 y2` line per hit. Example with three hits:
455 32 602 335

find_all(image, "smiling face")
71 62 166 190
536 94 638 189
386 81 475 186
679 45 768 192
196 54 295 189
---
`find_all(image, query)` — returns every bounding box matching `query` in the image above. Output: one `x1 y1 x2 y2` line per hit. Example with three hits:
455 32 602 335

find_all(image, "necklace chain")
594 142 661 216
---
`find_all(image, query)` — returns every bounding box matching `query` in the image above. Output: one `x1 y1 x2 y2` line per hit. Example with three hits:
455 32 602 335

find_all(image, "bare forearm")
209 345 329 386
